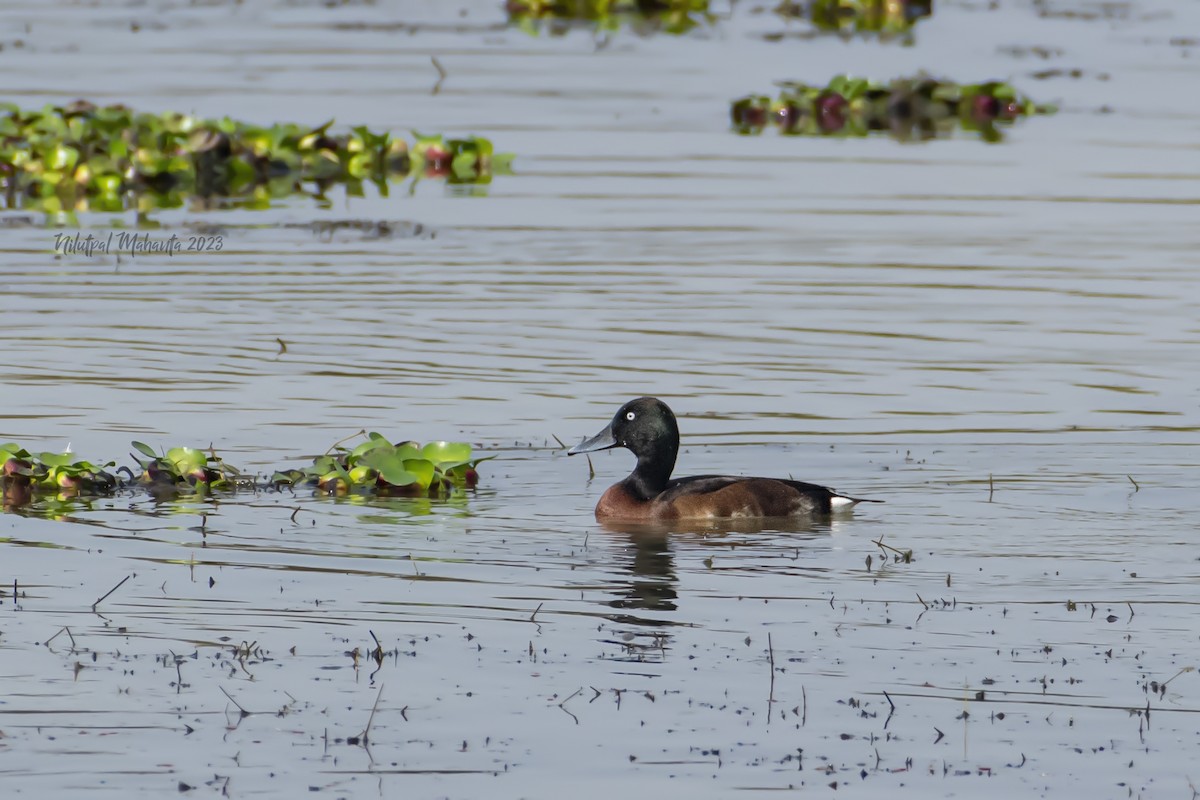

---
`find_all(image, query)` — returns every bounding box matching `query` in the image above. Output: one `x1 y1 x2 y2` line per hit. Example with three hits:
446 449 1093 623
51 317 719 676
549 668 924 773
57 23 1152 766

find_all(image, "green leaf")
420 441 473 466
451 151 479 180
0 444 30 461
330 458 353 485
166 446 206 474
132 441 158 459
38 452 76 468
402 458 435 489
349 436 391 461
358 446 432 487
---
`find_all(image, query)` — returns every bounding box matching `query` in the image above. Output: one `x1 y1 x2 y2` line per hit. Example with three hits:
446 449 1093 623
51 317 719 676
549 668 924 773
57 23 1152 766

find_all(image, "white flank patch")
830 496 856 510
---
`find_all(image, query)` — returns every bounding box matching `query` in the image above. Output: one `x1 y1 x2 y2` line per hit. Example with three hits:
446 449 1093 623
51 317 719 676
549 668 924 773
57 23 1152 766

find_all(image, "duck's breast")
595 483 654 521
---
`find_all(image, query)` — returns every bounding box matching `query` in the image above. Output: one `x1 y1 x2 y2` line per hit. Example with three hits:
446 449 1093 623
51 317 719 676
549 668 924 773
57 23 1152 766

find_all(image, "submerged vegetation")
732 75 1057 142
0 101 512 215
0 435 490 513
506 0 712 35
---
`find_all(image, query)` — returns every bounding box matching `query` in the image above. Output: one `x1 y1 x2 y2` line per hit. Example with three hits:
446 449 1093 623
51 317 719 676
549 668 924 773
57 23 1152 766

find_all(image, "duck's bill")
567 423 617 455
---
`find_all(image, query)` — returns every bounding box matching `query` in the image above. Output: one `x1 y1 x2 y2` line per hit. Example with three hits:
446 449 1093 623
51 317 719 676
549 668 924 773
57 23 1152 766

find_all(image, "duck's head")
568 398 680 479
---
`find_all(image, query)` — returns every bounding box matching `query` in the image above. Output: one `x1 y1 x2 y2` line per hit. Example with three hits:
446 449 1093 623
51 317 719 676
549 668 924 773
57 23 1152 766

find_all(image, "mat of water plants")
0 101 512 216
732 75 1057 141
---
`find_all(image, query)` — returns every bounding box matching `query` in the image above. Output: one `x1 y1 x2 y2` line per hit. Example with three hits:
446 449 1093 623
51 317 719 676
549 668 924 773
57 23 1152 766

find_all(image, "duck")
568 397 879 521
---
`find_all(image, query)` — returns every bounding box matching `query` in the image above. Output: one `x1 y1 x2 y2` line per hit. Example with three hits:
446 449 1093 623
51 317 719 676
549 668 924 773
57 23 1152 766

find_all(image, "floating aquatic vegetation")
0 435 491 513
272 432 492 497
772 0 932 38
0 100 512 215
128 441 250 492
731 75 1056 142
0 443 117 501
506 0 712 35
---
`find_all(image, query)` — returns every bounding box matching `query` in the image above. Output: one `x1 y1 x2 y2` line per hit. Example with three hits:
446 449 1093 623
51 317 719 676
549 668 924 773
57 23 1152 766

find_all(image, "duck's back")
651 474 856 519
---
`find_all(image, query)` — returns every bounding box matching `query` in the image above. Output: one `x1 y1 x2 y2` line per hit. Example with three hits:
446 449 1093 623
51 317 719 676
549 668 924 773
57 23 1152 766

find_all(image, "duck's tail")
831 494 884 510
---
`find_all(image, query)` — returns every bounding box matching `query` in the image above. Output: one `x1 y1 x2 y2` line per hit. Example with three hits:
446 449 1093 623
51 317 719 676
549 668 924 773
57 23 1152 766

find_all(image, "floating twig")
1127 475 1139 492
45 626 76 649
169 649 186 691
431 56 447 95
1160 666 1196 689
558 687 583 725
92 573 133 611
220 685 251 719
359 683 384 744
872 535 913 563
988 474 994 503
767 632 777 723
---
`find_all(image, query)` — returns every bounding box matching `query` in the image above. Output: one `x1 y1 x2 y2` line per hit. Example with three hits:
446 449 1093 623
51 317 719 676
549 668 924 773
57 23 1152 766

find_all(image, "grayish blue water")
1 0 1198 796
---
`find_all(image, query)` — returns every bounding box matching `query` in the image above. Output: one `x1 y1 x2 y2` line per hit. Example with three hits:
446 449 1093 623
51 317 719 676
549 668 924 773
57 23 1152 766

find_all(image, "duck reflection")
595 516 835 662
606 529 678 618
600 515 832 618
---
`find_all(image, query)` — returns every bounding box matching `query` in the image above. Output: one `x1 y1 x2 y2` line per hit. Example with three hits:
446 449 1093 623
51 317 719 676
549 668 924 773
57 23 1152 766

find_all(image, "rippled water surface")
2 0 1199 796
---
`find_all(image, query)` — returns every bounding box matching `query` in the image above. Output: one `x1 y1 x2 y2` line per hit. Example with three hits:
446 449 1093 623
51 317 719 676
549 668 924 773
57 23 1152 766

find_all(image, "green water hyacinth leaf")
330 458 353 485
358 448 419 487
132 441 158 460
38 452 77 468
349 436 392 461
1 444 30 459
310 455 339 475
166 446 207 474
420 441 473 467
348 465 377 484
403 459 435 489
827 75 871 101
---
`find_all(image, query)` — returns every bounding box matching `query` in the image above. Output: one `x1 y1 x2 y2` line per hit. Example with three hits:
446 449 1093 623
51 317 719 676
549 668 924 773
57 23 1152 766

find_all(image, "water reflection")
601 515 831 623
600 516 830 537
607 531 678 619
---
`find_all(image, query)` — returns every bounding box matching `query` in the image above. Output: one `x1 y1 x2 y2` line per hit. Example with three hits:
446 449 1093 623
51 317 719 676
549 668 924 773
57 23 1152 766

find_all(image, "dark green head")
569 397 680 494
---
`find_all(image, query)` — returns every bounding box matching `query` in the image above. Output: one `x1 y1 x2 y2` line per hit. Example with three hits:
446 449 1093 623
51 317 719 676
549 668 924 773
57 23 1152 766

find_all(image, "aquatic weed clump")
127 441 253 493
773 0 933 38
0 100 511 214
507 0 712 35
272 432 492 497
0 435 493 515
731 75 1057 142
0 443 118 507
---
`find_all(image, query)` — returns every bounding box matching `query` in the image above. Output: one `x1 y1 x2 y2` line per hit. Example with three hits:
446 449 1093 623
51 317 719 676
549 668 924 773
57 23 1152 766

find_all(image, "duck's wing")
659 475 881 515
658 474 745 502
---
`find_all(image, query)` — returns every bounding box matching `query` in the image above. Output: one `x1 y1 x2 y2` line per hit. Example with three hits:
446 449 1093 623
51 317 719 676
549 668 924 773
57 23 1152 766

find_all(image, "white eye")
626 411 636 421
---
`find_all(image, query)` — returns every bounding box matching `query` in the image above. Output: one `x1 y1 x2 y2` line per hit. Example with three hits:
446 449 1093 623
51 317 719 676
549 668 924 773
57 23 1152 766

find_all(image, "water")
2 0 1199 796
